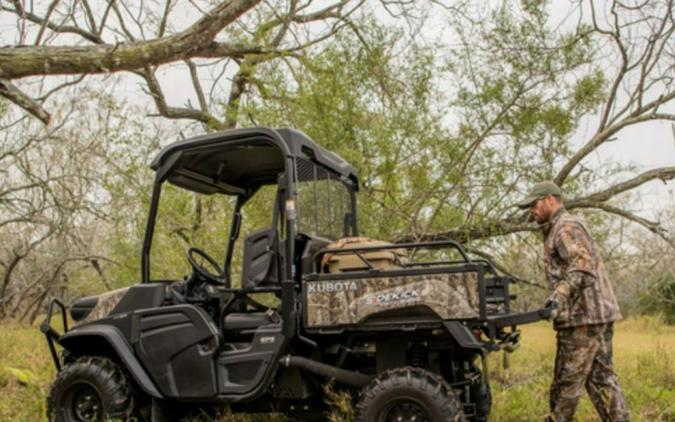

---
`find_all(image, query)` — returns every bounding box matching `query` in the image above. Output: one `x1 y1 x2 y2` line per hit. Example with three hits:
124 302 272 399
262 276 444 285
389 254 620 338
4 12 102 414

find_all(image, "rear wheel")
354 366 466 422
47 357 136 422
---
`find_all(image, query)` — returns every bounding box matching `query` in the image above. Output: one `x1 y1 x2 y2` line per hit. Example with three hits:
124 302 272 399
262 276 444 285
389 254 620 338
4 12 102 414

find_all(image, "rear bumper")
488 307 553 328
454 306 553 352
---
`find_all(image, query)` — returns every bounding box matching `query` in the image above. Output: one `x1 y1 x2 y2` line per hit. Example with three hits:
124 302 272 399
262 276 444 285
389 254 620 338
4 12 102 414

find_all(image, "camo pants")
547 323 629 422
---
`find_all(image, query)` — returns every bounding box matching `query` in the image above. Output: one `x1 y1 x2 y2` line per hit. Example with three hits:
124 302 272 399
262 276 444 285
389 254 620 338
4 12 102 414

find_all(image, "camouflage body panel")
76 287 130 325
544 210 622 329
305 272 479 327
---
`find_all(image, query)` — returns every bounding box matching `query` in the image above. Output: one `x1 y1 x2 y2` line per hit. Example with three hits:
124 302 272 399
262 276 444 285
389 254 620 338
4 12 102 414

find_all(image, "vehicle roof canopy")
150 128 358 195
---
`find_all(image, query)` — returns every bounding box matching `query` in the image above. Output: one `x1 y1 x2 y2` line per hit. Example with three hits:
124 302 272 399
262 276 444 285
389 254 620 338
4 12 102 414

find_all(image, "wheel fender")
442 321 483 350
60 324 162 398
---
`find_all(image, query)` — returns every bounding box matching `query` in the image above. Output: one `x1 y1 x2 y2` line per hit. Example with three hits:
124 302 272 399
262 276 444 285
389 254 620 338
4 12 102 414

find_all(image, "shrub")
639 272 675 325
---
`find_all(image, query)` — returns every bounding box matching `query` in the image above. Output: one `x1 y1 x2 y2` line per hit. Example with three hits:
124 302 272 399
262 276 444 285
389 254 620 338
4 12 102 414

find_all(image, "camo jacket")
544 209 622 329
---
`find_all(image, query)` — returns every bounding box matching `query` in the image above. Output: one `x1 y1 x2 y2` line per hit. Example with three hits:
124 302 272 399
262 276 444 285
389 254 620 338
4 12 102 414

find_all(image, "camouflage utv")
42 128 552 422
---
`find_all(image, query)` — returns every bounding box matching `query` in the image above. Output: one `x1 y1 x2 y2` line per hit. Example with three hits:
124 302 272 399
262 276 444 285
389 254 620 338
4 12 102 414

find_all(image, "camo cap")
516 181 562 209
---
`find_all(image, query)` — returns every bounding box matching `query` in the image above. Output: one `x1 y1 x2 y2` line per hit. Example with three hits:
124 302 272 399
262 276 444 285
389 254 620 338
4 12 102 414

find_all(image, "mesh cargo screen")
296 158 353 240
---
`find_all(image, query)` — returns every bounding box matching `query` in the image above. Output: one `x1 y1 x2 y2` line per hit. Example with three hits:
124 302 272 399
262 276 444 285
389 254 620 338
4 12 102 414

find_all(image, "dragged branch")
405 166 675 244
399 218 538 244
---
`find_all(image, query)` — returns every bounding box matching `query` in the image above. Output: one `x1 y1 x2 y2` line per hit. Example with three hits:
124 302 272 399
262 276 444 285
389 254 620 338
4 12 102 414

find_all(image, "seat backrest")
242 226 278 289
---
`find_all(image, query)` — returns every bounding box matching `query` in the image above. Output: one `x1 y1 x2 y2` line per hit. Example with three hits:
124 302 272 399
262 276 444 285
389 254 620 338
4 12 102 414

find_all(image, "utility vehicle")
42 128 552 421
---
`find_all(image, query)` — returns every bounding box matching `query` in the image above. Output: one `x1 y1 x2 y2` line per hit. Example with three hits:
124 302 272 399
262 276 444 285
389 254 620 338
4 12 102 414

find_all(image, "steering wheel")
187 247 224 285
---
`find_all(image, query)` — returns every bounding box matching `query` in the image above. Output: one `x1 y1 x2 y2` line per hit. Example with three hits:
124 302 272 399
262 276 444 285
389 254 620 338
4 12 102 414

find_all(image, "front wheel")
354 366 466 422
47 356 136 422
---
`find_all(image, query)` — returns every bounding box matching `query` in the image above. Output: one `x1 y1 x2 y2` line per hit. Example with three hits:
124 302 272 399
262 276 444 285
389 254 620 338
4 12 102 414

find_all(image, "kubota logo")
307 281 358 293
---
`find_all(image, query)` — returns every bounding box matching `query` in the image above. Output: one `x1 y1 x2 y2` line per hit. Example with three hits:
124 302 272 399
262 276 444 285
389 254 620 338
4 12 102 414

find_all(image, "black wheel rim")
380 398 431 422
62 383 103 421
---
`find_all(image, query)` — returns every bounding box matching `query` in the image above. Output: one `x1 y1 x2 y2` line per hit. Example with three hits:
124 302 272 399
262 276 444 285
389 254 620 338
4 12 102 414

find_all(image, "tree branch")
0 0 262 79
566 166 675 204
139 66 224 128
554 106 675 185
2 0 102 43
399 217 538 244
186 60 208 114
571 201 675 249
406 166 675 244
0 79 51 124
33 0 61 46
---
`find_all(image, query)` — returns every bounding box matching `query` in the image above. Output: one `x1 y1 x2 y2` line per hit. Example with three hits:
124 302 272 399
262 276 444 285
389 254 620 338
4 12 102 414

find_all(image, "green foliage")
445 1 605 206
222 1 610 249
573 70 606 113
241 19 462 241
639 272 675 325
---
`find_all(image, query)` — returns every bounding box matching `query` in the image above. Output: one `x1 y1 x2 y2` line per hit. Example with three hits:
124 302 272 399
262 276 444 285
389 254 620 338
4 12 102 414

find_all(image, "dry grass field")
1 317 673 421
490 317 675 421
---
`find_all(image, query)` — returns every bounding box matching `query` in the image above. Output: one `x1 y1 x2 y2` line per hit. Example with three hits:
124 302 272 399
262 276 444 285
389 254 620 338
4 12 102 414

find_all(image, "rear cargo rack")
312 240 477 273
302 239 551 350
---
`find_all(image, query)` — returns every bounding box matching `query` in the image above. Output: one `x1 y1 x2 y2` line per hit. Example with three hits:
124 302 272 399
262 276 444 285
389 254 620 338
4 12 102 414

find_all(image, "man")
516 181 629 422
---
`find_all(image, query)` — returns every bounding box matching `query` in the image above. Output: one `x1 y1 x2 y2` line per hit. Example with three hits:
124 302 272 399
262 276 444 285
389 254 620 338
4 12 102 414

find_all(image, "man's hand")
543 282 572 321
543 290 565 320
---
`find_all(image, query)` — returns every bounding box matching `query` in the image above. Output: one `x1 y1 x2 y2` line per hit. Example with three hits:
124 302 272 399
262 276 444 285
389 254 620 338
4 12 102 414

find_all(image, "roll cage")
141 127 359 336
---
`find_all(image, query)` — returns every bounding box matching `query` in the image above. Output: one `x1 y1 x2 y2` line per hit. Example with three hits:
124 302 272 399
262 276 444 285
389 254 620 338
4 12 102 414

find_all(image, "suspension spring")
408 342 428 367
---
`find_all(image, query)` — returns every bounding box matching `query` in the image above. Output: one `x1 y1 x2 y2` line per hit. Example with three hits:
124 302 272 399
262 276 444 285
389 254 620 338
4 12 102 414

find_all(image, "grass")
490 316 675 421
1 316 673 421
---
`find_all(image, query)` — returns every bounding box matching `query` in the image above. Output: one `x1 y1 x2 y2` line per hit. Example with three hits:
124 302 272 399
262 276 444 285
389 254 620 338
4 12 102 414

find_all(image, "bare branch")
36 75 86 102
399 217 538 244
571 201 675 249
566 166 675 204
595 0 630 132
186 60 208 114
110 0 137 41
0 0 262 79
33 0 61 46
555 105 675 185
89 258 112 290
140 66 224 128
406 165 675 244
1 1 101 43
0 79 51 124
80 0 99 35
158 0 175 37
